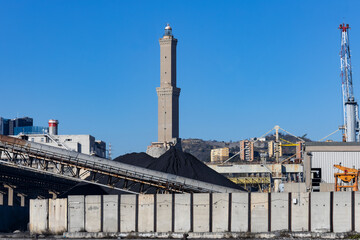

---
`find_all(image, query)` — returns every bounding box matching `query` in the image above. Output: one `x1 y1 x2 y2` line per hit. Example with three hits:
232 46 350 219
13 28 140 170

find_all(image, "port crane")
334 164 359 191
339 24 360 142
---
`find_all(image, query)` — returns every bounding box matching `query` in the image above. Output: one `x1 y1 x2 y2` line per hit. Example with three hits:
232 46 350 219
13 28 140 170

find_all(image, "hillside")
181 134 311 162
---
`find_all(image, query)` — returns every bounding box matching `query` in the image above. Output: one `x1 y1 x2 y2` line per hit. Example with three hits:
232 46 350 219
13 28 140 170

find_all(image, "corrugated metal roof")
306 142 360 146
312 152 360 183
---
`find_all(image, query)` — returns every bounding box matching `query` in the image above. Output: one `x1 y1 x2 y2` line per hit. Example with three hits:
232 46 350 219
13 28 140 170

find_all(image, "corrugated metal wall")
312 152 360 183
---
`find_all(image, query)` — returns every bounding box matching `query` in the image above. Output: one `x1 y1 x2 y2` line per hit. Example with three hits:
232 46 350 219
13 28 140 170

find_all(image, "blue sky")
0 0 359 156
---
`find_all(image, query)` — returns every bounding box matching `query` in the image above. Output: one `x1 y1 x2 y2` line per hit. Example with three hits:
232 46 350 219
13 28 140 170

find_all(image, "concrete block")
333 192 351 232
212 193 228 232
138 194 154 232
251 193 268 232
231 193 248 232
291 192 309 231
156 194 172 232
193 193 210 232
49 198 67 234
174 194 191 232
311 192 330 232
120 195 136 232
320 183 335 192
68 195 85 232
103 195 118 232
355 192 360 232
85 195 102 233
271 193 288 231
284 182 306 193
29 199 48 234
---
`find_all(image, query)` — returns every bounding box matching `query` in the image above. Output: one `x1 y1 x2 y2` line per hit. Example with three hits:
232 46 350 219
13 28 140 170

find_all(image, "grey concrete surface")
120 195 136 232
85 195 101 233
283 182 306 192
29 192 360 236
355 192 360 232
251 193 268 233
270 193 288 231
156 194 172 232
103 195 118 232
231 193 248 232
212 193 228 232
311 192 330 232
174 194 190 232
68 195 85 232
48 198 67 234
138 195 154 232
29 199 48 234
291 192 309 231
333 191 351 233
193 193 210 232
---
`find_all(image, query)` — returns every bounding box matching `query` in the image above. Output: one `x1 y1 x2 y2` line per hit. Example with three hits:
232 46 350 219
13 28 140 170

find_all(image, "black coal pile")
114 147 242 190
61 147 243 196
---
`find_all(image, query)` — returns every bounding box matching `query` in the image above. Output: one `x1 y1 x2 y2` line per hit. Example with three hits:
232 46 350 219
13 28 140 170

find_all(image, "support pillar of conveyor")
0 191 4 205
4 184 15 206
17 193 26 207
49 191 58 199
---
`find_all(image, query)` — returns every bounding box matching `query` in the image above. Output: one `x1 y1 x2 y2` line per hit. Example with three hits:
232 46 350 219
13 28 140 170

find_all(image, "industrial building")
14 119 106 158
0 117 33 135
303 141 360 192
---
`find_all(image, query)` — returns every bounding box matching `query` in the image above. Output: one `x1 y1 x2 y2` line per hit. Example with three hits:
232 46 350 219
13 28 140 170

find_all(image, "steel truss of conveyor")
0 135 240 194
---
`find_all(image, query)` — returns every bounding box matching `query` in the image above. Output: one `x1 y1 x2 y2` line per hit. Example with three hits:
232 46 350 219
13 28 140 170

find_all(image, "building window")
41 138 44 142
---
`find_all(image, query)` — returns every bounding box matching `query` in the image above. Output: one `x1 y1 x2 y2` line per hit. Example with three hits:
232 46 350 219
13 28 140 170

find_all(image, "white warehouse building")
303 142 360 192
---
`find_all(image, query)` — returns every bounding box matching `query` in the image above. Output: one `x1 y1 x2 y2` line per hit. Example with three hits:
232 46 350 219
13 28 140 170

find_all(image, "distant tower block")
48 119 58 135
210 147 229 162
240 140 254 161
157 24 181 143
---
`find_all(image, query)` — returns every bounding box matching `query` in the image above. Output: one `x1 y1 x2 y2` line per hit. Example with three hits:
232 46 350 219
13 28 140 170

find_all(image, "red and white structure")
48 119 59 135
339 23 359 142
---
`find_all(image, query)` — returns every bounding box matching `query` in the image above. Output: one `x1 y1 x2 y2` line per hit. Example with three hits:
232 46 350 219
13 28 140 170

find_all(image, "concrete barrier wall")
68 195 85 232
120 195 136 232
85 195 102 233
193 193 210 232
271 193 288 231
29 199 48 234
356 192 360 232
251 193 268 232
49 198 67 234
231 193 248 232
156 194 172 232
291 192 309 231
174 194 191 232
333 192 351 233
212 193 228 232
311 192 330 232
103 195 118 232
138 194 154 232
30 192 359 235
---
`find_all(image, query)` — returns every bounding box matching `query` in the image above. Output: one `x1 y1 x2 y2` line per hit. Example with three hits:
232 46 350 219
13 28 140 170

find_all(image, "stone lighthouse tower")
147 24 181 157
157 24 180 143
